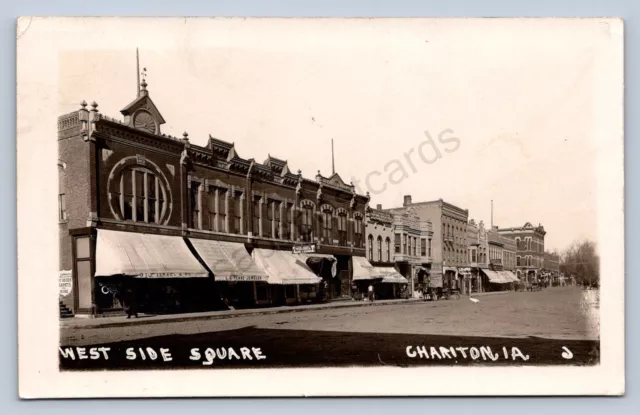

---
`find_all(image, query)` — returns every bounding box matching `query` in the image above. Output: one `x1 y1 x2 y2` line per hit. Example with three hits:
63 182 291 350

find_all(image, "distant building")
365 205 394 265
502 235 517 272
390 207 433 295
544 251 561 284
388 196 468 293
498 222 546 283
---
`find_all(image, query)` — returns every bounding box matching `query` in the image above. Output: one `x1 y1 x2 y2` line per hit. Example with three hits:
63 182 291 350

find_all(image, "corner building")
58 80 368 317
497 222 546 283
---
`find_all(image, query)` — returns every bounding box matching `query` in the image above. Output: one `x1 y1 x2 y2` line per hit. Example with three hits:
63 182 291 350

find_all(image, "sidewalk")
61 290 511 330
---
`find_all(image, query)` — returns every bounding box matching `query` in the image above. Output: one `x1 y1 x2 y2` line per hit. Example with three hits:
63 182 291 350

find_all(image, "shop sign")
224 275 268 282
292 244 316 254
59 270 73 297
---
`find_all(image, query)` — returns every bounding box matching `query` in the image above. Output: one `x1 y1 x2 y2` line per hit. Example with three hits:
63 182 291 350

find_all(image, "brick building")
543 251 561 285
389 196 468 293
497 222 546 283
58 79 369 317
502 235 517 272
389 207 433 295
466 219 487 292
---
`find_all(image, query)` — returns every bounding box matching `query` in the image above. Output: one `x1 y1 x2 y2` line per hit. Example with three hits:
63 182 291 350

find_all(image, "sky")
54 18 622 252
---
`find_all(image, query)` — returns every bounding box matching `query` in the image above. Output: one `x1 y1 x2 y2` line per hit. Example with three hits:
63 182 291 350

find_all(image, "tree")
560 240 600 286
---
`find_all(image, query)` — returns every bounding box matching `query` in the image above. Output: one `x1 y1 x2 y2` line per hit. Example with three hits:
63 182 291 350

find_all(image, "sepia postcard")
17 17 624 398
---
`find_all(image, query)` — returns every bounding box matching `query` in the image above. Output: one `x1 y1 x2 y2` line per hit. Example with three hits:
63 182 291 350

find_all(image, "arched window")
377 236 382 262
367 234 374 260
116 166 166 224
321 207 333 242
354 214 364 248
337 211 348 246
299 205 314 243
385 237 391 262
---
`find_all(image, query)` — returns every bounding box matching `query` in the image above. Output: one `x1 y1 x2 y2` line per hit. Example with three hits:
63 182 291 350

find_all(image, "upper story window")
337 211 348 246
117 166 167 224
321 207 333 242
428 239 432 257
207 186 227 232
377 236 382 262
394 233 401 254
58 162 67 222
354 215 364 248
229 191 243 235
252 196 262 236
421 238 427 256
386 237 391 262
58 193 67 221
367 234 374 260
299 205 314 243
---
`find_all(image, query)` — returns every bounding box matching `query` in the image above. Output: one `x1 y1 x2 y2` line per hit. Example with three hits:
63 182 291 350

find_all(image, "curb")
61 298 425 330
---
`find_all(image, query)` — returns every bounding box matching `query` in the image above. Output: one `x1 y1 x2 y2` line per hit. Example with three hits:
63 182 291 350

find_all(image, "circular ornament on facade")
133 110 157 134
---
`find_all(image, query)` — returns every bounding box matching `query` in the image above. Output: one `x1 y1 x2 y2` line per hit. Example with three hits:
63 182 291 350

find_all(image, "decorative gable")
327 172 347 187
120 80 166 135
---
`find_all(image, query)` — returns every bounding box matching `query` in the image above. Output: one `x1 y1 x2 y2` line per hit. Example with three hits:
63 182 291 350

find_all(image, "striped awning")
381 272 409 284
481 268 512 284
95 229 209 278
500 270 519 282
189 238 268 282
352 256 380 281
251 248 321 285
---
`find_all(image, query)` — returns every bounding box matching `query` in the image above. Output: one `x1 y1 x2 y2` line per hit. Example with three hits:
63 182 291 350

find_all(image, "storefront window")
75 236 92 310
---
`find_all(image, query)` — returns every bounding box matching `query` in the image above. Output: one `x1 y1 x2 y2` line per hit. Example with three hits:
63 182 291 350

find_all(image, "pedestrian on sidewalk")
124 286 138 319
368 284 375 302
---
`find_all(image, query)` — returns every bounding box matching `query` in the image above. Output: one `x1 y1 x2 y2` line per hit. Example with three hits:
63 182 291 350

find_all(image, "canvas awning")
480 268 511 284
188 238 268 282
500 270 519 282
352 256 381 280
95 229 208 278
380 272 409 284
252 248 321 285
